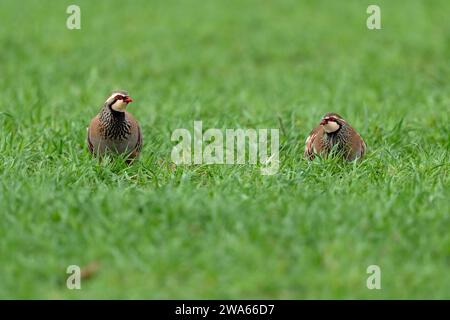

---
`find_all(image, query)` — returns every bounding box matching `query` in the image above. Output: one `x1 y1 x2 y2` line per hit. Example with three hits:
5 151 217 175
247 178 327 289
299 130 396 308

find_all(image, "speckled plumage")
87 90 142 160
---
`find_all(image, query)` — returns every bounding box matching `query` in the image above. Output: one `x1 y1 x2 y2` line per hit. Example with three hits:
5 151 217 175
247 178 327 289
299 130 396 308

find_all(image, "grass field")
0 0 449 299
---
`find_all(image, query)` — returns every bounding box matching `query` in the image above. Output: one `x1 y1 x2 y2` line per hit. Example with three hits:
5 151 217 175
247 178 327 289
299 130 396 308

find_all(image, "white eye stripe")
106 93 123 103
106 95 117 103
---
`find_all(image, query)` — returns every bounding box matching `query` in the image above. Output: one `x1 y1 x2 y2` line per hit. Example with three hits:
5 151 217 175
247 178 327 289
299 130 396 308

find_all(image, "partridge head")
304 112 366 161
87 90 143 161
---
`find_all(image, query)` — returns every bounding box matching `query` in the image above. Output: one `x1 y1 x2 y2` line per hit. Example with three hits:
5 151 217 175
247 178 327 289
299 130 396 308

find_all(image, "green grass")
0 0 449 299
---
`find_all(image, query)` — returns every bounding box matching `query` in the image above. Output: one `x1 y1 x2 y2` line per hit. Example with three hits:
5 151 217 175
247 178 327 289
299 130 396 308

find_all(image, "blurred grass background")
0 0 448 298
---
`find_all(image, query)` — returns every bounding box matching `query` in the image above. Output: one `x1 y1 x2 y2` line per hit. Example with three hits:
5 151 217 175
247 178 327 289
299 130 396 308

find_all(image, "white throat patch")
111 99 128 112
323 121 340 133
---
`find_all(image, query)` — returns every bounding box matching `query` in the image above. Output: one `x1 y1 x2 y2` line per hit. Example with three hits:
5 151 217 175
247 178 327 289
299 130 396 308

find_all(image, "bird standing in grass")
304 113 366 161
87 90 142 161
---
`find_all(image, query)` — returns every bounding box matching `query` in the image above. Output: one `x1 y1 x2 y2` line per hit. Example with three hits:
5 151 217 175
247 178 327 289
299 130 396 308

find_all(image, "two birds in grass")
87 90 367 162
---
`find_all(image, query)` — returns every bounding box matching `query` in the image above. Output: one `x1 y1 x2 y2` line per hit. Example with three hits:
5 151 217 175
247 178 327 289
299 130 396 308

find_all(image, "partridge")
304 112 366 161
87 90 142 160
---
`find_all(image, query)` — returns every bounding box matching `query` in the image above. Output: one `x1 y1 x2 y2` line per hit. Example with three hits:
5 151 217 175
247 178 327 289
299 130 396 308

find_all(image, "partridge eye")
116 95 123 100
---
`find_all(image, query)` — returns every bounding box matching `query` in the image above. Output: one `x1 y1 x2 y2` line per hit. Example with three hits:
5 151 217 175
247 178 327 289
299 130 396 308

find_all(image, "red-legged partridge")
87 90 142 161
305 113 366 161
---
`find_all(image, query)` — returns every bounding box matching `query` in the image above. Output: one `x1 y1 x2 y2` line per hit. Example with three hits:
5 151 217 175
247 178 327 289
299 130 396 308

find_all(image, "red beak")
320 119 328 125
124 96 133 103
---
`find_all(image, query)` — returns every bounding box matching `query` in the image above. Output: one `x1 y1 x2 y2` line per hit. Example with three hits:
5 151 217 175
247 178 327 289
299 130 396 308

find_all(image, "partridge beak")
124 96 133 103
320 119 328 126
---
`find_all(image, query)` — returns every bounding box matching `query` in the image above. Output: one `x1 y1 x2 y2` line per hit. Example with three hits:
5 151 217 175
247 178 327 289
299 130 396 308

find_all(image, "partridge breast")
88 112 142 157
